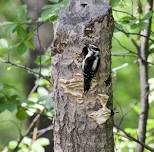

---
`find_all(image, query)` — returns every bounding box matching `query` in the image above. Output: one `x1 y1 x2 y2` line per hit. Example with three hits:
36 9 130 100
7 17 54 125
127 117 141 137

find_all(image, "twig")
113 36 138 56
13 114 41 152
115 25 154 42
0 58 51 83
28 83 38 98
112 9 134 17
32 127 38 143
118 101 138 127
113 36 154 66
112 63 128 72
31 125 53 137
36 23 43 76
114 124 154 151
111 52 137 57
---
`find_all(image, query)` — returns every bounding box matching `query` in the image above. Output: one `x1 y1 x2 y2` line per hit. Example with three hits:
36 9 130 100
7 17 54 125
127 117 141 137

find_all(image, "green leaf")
17 43 27 54
120 16 135 24
0 39 9 49
0 21 15 27
17 5 28 21
31 143 45 152
149 44 154 54
37 95 53 111
16 107 28 120
48 0 59 4
22 32 35 50
35 138 50 146
0 39 9 53
38 5 59 22
8 141 18 150
142 11 152 20
35 54 51 65
0 101 17 112
22 137 32 146
130 20 146 30
38 1 68 22
16 25 27 40
36 79 50 86
0 93 21 113
24 40 35 50
110 0 121 7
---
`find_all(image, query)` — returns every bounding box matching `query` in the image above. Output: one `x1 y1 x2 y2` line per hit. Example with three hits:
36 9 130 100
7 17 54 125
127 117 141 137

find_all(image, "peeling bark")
52 1 114 151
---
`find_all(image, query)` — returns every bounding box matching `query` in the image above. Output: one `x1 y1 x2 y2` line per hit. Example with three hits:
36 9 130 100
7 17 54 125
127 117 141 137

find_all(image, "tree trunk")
137 0 153 152
52 0 114 152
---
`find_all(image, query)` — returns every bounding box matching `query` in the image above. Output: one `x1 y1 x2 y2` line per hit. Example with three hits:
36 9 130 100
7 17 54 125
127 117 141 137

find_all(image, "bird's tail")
84 77 92 93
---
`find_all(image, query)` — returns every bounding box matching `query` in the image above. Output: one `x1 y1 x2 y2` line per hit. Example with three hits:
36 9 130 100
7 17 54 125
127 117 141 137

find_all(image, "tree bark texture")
137 0 153 152
52 0 114 152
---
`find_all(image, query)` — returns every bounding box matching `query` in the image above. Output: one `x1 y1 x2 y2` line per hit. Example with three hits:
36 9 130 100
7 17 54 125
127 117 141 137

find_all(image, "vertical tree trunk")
137 0 153 152
52 0 114 151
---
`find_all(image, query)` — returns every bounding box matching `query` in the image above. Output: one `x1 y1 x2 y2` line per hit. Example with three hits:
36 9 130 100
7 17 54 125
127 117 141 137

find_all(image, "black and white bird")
81 44 100 93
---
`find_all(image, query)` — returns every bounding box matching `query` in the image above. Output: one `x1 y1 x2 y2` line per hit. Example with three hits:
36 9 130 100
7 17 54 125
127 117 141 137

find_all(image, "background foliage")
0 0 154 151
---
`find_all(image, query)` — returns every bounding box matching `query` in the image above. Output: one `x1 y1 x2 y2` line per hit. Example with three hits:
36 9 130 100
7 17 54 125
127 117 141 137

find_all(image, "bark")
52 0 114 152
137 0 153 152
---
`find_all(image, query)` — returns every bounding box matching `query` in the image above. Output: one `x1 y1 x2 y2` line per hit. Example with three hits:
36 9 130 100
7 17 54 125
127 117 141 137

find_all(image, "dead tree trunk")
52 0 114 151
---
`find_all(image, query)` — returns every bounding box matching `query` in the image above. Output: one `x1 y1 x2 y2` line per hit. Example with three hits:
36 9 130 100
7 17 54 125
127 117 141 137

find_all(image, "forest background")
0 0 154 152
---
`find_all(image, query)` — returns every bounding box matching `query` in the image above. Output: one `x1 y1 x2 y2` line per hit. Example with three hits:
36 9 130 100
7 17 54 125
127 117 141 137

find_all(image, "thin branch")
113 36 154 66
113 36 138 56
112 63 128 73
28 83 38 98
118 101 138 127
31 125 53 137
111 52 137 57
36 23 43 76
32 127 38 143
115 25 154 42
0 58 51 83
112 9 134 17
13 114 40 152
114 124 154 152
130 38 140 51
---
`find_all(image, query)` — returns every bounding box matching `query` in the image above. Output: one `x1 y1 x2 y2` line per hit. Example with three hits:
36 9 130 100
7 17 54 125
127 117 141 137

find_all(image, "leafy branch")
114 124 154 152
115 25 154 42
0 58 51 83
13 114 41 152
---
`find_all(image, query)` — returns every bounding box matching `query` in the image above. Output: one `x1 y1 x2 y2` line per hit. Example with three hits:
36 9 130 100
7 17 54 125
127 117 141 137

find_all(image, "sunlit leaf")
38 0 68 22
0 38 9 52
36 79 50 86
16 25 27 40
8 141 18 150
35 54 51 65
35 138 50 146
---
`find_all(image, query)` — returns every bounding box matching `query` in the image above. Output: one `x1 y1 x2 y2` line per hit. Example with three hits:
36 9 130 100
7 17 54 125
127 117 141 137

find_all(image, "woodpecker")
81 44 100 93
